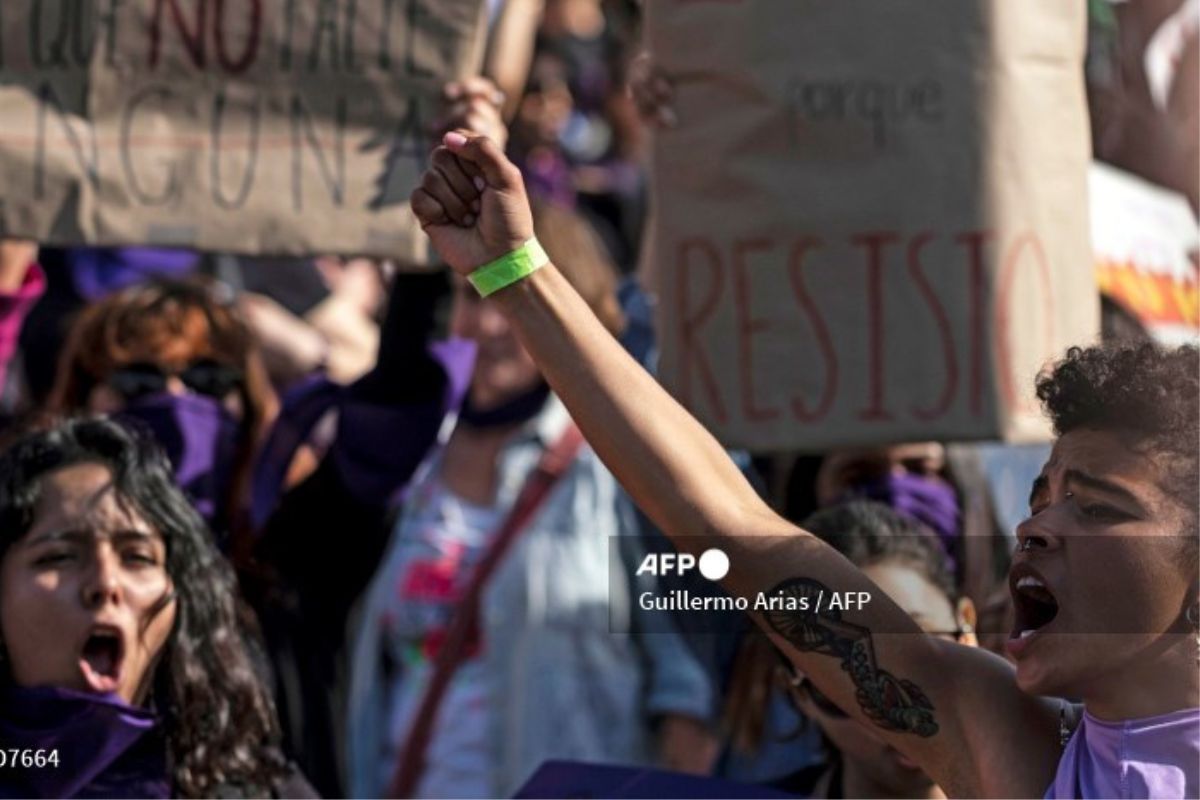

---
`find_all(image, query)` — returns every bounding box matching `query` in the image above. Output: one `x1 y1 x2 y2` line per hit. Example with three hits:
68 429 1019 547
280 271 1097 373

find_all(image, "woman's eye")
123 551 159 566
1079 503 1127 523
34 551 73 566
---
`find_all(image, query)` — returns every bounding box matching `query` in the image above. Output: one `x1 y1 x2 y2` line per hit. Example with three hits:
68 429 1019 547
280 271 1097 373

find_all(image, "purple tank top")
1047 707 1200 798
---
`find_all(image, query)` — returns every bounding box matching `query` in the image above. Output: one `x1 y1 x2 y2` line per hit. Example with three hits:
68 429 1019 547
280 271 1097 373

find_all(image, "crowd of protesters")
0 1 1197 799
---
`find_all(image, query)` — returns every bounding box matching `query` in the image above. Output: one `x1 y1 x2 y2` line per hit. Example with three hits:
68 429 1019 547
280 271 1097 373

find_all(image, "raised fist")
410 131 535 276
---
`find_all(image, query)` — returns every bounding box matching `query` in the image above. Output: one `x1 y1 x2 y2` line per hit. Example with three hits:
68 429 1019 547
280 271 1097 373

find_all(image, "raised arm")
409 132 1062 797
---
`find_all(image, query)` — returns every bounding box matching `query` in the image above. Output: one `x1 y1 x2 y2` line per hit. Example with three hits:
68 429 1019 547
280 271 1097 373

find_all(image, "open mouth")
1009 567 1060 648
79 626 125 694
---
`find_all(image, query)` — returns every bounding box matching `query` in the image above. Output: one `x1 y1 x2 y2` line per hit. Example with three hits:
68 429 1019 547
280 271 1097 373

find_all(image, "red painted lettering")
787 237 838 422
150 0 207 69
732 239 780 422
676 239 729 423
956 230 992 416
213 0 262 73
907 231 958 420
995 233 1054 414
851 231 898 421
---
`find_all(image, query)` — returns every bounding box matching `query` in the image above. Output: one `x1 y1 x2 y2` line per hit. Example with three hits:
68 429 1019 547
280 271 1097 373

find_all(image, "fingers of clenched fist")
411 130 535 274
411 131 522 230
426 148 482 225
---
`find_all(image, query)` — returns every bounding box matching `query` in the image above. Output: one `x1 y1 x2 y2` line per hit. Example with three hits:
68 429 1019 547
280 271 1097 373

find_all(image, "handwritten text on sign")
0 0 487 259
667 230 1056 434
648 0 1095 450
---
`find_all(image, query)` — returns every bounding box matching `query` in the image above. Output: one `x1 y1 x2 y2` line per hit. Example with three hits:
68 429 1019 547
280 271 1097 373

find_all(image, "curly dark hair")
1035 343 1199 535
802 500 957 602
0 417 287 798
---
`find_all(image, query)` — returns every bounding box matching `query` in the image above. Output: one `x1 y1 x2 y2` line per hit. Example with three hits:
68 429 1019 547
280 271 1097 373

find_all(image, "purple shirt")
1048 707 1200 798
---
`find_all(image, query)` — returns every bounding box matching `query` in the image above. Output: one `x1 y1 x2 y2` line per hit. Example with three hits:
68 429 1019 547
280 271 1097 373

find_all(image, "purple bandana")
0 685 168 799
845 473 962 566
69 248 199 302
117 393 240 529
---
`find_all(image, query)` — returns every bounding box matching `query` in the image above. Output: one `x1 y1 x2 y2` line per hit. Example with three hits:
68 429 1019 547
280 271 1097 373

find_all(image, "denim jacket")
346 395 714 798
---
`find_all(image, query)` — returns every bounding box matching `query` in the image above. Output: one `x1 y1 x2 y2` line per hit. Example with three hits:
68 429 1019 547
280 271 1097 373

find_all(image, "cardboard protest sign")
1090 162 1199 345
0 0 488 262
645 0 1097 451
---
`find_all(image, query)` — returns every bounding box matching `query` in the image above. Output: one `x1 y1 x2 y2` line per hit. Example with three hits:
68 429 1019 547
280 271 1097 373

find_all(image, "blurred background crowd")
0 0 1195 798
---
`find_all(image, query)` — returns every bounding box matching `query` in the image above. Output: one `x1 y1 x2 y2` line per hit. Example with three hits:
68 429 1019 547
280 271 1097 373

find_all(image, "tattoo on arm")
765 577 939 737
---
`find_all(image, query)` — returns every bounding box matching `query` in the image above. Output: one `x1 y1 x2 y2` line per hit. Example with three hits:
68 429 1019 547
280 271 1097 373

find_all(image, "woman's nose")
81 552 123 609
1015 512 1063 554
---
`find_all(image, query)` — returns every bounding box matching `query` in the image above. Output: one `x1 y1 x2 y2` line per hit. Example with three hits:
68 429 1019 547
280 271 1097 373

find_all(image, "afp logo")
636 548 730 581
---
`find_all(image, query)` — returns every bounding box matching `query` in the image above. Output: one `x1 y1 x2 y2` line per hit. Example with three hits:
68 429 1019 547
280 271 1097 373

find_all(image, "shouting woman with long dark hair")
0 417 310 798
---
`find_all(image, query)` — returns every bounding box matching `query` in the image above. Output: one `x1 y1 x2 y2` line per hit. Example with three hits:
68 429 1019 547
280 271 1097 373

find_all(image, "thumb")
443 130 520 192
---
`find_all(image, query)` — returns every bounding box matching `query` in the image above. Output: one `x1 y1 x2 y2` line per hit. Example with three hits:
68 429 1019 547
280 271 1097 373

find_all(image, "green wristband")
467 238 549 297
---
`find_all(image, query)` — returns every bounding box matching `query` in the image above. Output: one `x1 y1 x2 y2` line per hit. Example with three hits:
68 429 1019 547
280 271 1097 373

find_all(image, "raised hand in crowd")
412 133 533 272
436 77 510 150
627 53 677 128
0 239 37 293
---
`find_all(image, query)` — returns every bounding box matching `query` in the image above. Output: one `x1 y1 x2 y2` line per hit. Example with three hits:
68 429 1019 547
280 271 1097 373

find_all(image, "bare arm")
0 240 37 292
410 132 1062 796
483 0 544 121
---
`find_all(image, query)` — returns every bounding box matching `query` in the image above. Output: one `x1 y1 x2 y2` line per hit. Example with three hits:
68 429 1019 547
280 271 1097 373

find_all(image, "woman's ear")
956 597 978 647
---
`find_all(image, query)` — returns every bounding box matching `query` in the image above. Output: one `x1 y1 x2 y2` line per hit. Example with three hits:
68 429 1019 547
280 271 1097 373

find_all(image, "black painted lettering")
377 0 398 69
277 0 296 69
404 0 432 77
291 94 346 211
35 82 98 198
368 96 427 209
98 0 125 67
211 91 260 209
307 0 340 71
121 86 182 205
343 0 363 73
31 0 70 69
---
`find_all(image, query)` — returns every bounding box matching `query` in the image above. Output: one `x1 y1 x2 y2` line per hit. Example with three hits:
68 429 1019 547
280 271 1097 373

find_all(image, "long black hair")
0 417 286 797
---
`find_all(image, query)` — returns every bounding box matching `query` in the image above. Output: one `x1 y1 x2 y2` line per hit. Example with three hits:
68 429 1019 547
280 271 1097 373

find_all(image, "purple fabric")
518 148 576 209
332 339 475 508
0 262 45 395
69 248 199 301
249 339 476 531
250 373 346 531
1048 707 1200 798
117 393 239 526
846 473 962 565
0 685 168 799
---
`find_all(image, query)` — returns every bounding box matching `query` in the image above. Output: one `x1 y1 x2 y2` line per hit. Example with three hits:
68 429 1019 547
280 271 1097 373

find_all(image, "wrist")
468 238 548 297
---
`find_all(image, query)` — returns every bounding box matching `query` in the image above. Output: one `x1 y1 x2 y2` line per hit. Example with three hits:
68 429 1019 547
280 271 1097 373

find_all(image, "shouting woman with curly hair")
0 417 311 798
410 131 1199 798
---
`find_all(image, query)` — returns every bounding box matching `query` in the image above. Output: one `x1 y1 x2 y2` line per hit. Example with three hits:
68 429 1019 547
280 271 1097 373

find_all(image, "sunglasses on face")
107 359 244 402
